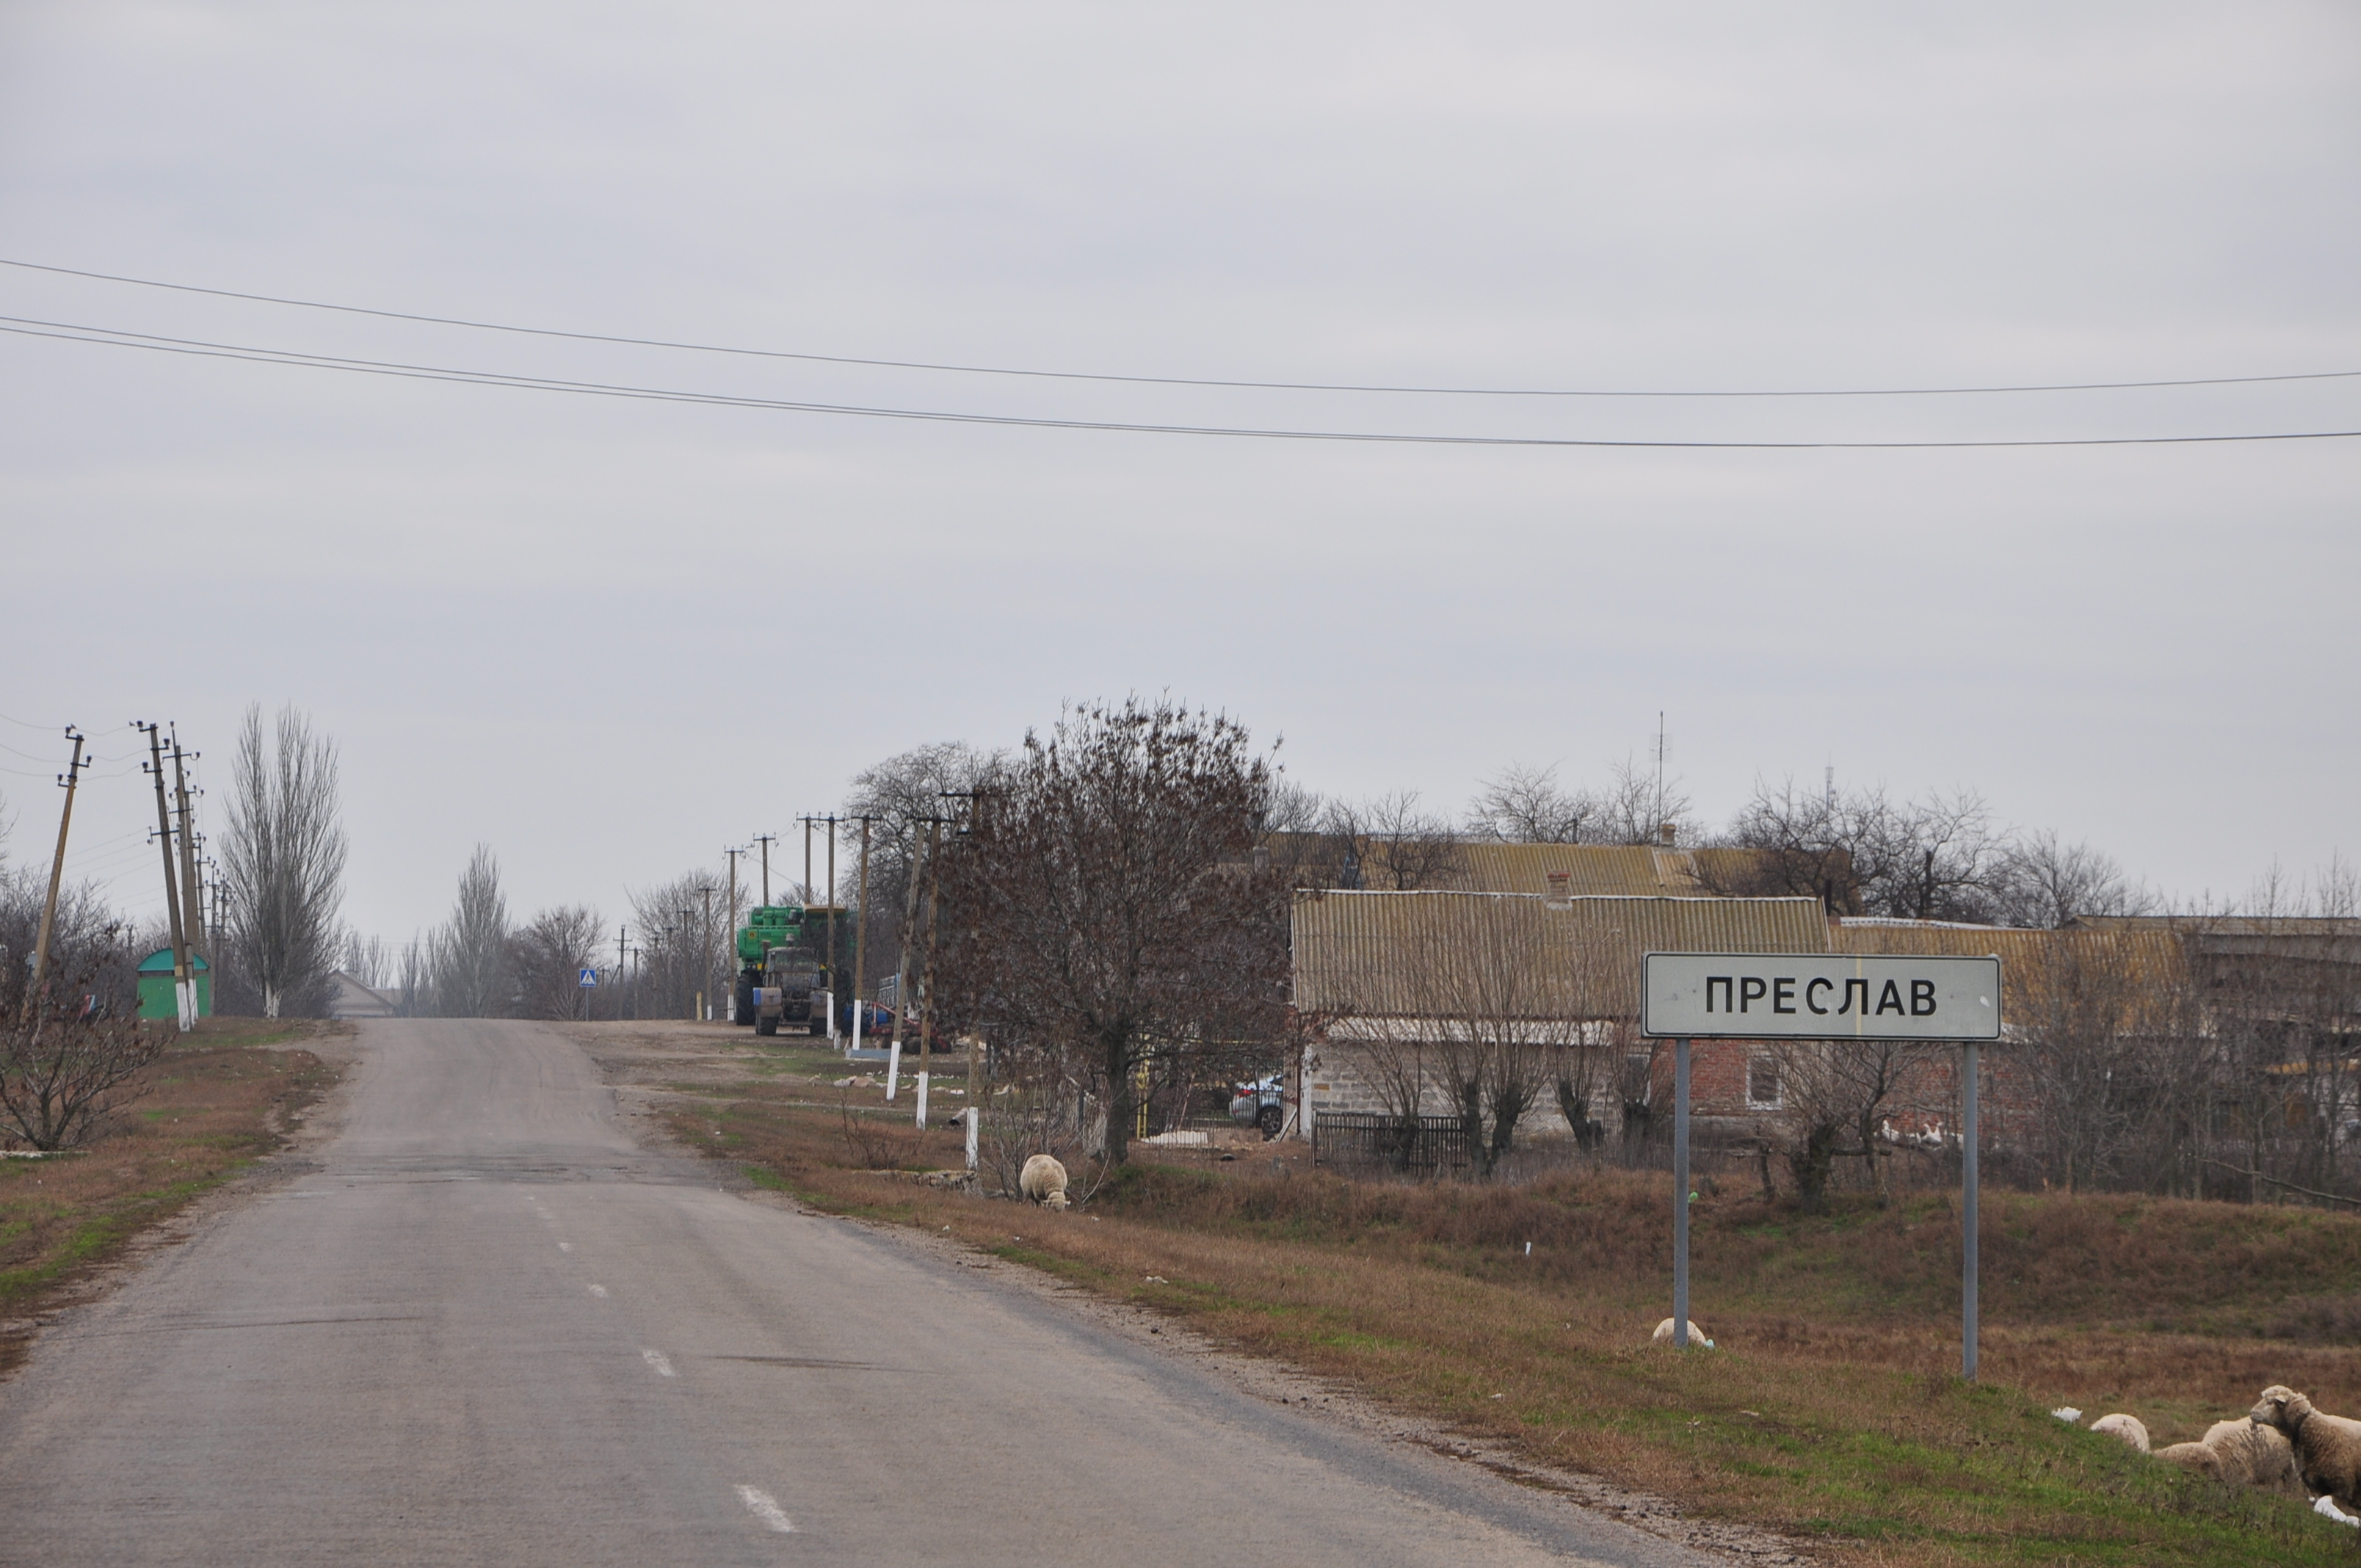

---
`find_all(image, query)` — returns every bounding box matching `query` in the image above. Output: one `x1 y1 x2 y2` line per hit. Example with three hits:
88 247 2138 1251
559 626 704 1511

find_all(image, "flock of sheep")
2061 1387 2361 1527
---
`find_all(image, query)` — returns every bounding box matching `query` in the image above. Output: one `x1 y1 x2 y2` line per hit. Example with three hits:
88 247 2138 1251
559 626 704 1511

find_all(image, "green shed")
136 949 211 1022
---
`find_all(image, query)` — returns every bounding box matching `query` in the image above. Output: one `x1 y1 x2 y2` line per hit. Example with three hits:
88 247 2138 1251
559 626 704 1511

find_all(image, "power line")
4 316 2357 451
3 255 2354 401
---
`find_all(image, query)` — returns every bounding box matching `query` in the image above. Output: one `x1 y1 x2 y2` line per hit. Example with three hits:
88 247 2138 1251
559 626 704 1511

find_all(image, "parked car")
1228 1075 1287 1139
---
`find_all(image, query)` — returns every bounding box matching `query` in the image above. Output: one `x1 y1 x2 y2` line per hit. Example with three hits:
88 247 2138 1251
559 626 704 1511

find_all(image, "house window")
1747 1055 1782 1108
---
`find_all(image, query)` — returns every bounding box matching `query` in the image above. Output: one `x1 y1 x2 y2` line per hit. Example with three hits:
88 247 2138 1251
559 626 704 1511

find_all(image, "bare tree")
628 869 725 1020
0 951 165 1150
1996 831 2154 928
933 699 1298 1164
428 845 509 1017
219 705 347 1017
1767 1037 1943 1210
1414 898 1585 1177
338 929 388 988
1465 761 1593 843
1592 754 1699 847
511 905 604 1020
1324 792 1466 890
842 742 999 992
1713 778 2014 921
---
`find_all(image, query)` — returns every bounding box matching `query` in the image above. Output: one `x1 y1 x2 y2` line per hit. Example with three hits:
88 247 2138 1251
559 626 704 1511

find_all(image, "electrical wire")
4 255 2355 401
4 316 2357 451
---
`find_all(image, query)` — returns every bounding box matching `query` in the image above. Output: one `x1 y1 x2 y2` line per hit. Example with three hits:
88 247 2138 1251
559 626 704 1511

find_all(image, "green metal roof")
137 948 210 973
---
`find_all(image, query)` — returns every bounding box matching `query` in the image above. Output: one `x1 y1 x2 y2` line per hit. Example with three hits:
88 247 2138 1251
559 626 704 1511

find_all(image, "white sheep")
1019 1153 1070 1211
1650 1318 1714 1349
2089 1413 2150 1453
2250 1385 2361 1520
2201 1417 2302 1495
2158 1441 2224 1480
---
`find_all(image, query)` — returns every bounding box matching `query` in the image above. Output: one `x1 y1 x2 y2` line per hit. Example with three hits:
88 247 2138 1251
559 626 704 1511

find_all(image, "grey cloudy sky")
2 1 2355 945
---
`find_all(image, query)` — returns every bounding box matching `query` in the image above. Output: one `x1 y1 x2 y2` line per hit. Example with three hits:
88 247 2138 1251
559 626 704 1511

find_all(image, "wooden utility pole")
753 833 776 907
824 814 838 1037
802 816 813 907
170 733 203 973
21 728 87 1028
141 723 192 1031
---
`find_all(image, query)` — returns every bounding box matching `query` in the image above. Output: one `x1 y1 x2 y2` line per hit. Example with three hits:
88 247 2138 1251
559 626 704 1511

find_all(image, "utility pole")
802 816 813 907
885 816 932 1103
913 816 950 1131
675 911 692 1020
170 731 203 977
614 926 628 1023
824 814 838 1039
697 888 717 1020
754 833 776 906
21 727 87 1028
846 816 874 1052
943 791 984 1172
140 722 194 1032
723 849 741 1020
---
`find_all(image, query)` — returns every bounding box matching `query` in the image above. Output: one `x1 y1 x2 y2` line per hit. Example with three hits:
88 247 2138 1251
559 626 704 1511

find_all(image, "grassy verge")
613 1031 2361 1565
0 1016 340 1371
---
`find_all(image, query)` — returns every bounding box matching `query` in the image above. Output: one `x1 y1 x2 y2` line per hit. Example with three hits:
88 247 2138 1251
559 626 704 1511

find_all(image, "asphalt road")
0 1019 1721 1567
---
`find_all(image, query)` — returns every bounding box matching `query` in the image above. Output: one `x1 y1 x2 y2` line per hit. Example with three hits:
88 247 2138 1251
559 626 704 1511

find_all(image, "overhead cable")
4 316 2357 451
3 256 2355 401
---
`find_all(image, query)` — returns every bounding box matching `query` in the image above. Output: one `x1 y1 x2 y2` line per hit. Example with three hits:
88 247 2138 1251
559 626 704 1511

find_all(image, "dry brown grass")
657 1061 2361 1568
0 1016 339 1371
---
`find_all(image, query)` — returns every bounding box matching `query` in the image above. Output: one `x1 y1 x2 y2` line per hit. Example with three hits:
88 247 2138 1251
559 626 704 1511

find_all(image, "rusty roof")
1292 889 1830 1019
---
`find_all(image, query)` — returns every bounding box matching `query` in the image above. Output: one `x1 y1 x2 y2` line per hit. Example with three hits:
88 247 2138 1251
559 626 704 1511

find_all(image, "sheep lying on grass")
2202 1417 2302 1494
2251 1386 2361 1520
1019 1153 1070 1211
2158 1441 2225 1480
2090 1413 2150 1453
1649 1318 1714 1349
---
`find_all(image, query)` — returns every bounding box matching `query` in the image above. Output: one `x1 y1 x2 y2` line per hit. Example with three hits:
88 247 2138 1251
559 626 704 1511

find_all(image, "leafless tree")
427 845 509 1017
0 951 166 1150
628 869 726 1020
1258 779 1327 834
842 742 1000 994
338 929 389 989
1414 899 1586 1177
932 699 1299 1164
219 705 347 1017
1995 831 2154 928
1711 778 2014 921
1591 754 1700 846
511 905 604 1020
1766 1037 1944 1210
1323 792 1466 890
1465 761 1594 843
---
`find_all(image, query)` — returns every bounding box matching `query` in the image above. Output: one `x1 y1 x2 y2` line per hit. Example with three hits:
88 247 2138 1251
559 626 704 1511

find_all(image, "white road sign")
579 968 598 988
1641 953 2001 1041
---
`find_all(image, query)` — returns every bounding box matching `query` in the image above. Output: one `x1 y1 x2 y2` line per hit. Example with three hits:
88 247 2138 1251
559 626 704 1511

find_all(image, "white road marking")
736 1485 794 1533
642 1349 675 1377
587 1284 608 1298
558 1241 573 1252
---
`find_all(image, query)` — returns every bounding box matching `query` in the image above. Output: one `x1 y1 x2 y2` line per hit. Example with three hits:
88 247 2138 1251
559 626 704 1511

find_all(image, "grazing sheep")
2250 1386 2361 1519
1650 1318 1714 1349
2089 1413 2151 1453
1019 1153 1070 1211
2158 1441 2225 1480
2202 1417 2302 1494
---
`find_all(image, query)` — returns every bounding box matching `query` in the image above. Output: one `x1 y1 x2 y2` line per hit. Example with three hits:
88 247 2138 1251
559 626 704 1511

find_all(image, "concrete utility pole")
21 727 87 1028
754 833 776 907
885 817 932 1102
802 817 813 907
913 816 949 1131
140 722 194 1032
170 732 203 972
697 887 717 1021
675 911 692 1020
723 849 741 1020
614 926 628 1023
941 791 984 1167
846 816 874 1050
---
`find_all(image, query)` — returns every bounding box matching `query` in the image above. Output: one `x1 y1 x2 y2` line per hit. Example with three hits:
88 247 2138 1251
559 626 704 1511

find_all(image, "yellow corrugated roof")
1291 889 1830 1018
1834 921 2189 1031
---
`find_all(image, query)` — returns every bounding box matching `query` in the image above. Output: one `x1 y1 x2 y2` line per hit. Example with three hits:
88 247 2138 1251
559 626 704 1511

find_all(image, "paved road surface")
0 1020 1719 1567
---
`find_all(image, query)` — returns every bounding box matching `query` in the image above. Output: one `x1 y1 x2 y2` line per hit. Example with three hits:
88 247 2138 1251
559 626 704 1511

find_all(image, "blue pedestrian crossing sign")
579 968 598 988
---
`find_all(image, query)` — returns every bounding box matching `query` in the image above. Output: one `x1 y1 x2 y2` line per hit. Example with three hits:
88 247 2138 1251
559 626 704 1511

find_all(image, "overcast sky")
2 1 2356 948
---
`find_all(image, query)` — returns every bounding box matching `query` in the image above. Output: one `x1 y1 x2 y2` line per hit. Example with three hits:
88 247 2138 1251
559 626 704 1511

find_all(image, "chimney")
1545 871 1572 908
1658 821 1678 847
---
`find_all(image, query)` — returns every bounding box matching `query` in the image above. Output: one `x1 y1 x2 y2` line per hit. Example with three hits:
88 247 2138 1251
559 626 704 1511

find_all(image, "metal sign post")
1641 953 2002 1370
